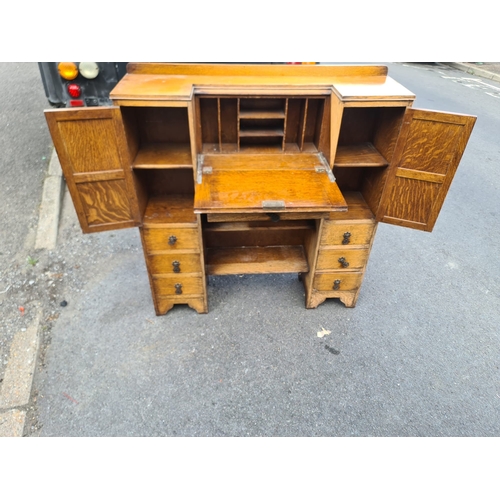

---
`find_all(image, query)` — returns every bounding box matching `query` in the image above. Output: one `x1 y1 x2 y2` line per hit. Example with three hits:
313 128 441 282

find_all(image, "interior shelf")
133 143 192 169
206 245 308 275
239 110 286 119
334 142 388 167
239 128 285 137
143 194 197 225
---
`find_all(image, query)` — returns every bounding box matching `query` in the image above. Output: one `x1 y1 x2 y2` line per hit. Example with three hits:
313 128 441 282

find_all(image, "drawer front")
153 275 204 296
143 227 200 252
313 272 364 292
316 248 369 271
147 253 202 275
320 222 375 247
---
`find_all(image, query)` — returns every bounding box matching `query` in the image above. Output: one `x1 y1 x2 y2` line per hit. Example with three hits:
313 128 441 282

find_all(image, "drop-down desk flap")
194 153 347 221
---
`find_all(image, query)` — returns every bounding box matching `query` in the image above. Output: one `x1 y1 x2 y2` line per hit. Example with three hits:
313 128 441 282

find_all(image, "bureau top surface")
110 63 415 103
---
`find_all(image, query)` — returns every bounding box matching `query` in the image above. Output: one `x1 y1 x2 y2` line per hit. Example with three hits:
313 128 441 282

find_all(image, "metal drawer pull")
172 260 180 273
342 232 351 245
168 235 177 245
338 257 349 268
175 283 182 295
333 279 341 290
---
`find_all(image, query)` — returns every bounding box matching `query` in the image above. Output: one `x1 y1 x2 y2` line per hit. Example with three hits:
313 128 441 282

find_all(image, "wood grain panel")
381 177 441 227
195 153 346 214
195 168 346 213
377 108 476 232
45 107 139 233
399 117 463 174
56 118 122 173
77 180 133 226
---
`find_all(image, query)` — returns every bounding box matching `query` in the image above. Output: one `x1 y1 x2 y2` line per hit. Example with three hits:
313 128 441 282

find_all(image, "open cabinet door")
45 107 140 233
376 108 476 232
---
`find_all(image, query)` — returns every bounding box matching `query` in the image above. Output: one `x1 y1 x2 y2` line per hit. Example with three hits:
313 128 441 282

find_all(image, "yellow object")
57 62 78 80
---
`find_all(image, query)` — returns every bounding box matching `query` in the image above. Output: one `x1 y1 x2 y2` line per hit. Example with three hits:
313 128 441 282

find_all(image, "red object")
69 99 84 107
19 306 25 315
67 83 81 98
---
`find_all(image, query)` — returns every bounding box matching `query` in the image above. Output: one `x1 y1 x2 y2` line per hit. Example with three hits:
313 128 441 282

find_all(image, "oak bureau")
44 63 476 315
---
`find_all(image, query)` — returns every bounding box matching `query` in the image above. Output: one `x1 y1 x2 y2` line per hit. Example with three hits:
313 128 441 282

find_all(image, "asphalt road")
2 63 500 437
0 63 52 384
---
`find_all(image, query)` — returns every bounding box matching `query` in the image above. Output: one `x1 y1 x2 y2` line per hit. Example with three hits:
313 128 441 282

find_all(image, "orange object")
57 62 79 80
19 306 25 315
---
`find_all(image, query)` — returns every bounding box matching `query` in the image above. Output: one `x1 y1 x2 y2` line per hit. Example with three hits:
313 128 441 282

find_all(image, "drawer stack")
140 195 207 314
305 192 377 308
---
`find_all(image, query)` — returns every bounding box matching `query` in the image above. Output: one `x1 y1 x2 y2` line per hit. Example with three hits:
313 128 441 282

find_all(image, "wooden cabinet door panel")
377 108 476 231
76 178 134 226
45 107 139 233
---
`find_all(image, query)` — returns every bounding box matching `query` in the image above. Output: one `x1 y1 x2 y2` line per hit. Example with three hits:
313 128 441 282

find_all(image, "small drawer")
143 227 200 252
153 275 204 296
147 253 202 275
313 272 364 292
320 221 376 247
316 248 369 271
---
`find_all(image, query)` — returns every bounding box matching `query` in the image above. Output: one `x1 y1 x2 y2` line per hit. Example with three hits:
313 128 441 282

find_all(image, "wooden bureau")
44 63 476 315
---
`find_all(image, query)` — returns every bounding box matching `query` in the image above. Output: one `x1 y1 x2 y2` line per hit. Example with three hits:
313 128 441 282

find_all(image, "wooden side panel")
45 107 139 233
377 109 476 231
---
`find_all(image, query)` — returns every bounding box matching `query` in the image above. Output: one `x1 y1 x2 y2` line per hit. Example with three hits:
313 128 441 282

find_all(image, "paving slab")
0 409 26 437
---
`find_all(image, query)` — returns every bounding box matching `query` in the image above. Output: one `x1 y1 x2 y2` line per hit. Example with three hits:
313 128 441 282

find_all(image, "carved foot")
306 292 328 309
155 296 208 315
338 290 360 308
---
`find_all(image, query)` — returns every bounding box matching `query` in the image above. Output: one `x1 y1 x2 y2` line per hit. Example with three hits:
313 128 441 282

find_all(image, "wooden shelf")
206 245 308 275
334 142 388 167
134 143 192 168
143 194 197 225
239 110 286 119
239 128 285 137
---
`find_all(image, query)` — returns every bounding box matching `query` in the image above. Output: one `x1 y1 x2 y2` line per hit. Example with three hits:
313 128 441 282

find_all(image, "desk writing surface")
194 153 347 214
